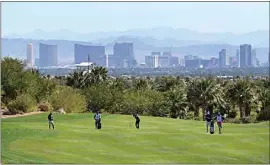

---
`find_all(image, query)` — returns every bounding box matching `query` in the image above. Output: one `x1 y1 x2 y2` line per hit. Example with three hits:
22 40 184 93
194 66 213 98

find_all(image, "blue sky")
2 2 269 35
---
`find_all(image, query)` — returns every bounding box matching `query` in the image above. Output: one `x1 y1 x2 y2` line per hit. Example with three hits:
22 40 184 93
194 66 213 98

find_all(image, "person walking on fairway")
205 111 212 134
216 112 223 134
94 111 101 129
133 113 140 129
48 112 55 130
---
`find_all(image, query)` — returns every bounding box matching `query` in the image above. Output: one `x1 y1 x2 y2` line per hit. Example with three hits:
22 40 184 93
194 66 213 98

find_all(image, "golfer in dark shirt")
48 112 55 130
133 114 140 129
205 111 212 134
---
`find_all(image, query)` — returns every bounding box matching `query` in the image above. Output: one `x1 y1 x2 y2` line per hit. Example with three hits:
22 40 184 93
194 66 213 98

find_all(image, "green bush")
185 112 194 120
256 107 270 121
228 109 238 118
241 117 257 124
223 118 241 124
49 86 87 113
38 101 54 112
7 93 36 114
1 102 6 109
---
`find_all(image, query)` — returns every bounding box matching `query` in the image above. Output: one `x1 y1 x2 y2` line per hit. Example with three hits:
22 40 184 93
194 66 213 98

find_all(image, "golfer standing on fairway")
216 112 223 134
205 111 212 134
133 113 140 129
48 112 55 130
94 111 101 129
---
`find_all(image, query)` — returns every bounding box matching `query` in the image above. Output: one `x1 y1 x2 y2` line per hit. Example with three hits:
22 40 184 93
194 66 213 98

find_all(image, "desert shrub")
7 93 36 114
38 101 54 112
48 86 87 113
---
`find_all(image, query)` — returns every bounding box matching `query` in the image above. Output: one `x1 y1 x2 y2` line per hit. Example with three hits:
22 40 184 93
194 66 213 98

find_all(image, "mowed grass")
1 113 269 164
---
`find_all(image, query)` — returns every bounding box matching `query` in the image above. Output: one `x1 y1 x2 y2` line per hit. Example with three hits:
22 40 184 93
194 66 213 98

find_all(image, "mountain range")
5 27 269 47
2 27 269 64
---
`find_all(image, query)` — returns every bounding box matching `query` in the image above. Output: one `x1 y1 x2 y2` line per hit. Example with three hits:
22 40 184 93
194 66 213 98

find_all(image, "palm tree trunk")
239 104 243 119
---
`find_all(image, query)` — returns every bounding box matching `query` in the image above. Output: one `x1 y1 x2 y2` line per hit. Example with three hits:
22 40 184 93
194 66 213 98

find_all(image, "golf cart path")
1 111 45 119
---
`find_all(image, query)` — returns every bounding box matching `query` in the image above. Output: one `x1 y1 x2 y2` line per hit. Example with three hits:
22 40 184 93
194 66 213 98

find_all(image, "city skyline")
2 2 269 36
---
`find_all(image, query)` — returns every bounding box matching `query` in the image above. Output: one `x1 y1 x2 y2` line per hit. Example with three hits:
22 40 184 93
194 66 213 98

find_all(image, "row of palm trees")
61 66 269 121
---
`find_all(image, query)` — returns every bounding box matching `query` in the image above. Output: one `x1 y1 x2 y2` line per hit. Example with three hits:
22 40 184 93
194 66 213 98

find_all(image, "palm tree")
165 86 188 119
254 79 270 120
187 77 225 118
66 71 88 89
89 66 108 84
226 78 254 119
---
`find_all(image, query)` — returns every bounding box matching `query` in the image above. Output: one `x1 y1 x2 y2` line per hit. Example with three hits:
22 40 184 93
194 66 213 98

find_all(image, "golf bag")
97 122 102 129
210 121 215 134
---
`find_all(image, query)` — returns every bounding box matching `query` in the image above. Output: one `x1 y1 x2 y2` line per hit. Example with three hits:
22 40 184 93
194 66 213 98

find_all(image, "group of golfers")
47 110 223 134
47 111 141 130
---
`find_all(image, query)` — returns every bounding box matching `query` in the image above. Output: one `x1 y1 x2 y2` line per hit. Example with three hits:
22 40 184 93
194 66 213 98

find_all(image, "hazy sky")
2 2 269 35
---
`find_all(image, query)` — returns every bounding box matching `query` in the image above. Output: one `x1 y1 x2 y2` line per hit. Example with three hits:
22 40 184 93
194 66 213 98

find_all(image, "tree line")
1 57 269 123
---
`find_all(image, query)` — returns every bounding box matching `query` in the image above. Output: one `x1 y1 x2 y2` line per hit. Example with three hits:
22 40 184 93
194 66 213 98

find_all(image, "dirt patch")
1 111 45 119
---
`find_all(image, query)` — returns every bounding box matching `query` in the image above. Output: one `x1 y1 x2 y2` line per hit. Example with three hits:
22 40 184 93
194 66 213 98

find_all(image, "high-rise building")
26 43 34 67
185 59 201 69
74 44 106 66
170 56 179 67
240 44 252 68
35 58 39 67
179 58 185 67
251 49 257 67
158 56 170 68
201 59 211 68
145 55 159 68
151 52 161 56
162 51 172 57
39 43 58 67
113 42 135 68
184 55 193 61
236 49 240 68
219 49 228 68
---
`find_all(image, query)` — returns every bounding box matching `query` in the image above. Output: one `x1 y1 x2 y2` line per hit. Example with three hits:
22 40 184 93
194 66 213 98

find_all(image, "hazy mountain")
4 27 269 47
2 37 269 64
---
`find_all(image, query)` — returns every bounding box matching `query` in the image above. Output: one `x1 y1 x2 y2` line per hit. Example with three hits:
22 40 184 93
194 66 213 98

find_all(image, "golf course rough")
1 113 269 164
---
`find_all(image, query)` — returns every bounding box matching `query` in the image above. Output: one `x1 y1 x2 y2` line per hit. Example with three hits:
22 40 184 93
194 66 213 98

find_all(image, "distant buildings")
185 59 201 69
145 51 178 68
184 55 193 61
240 44 252 68
200 59 211 68
35 58 39 67
145 55 159 68
252 49 257 67
26 43 34 67
170 56 179 67
219 49 229 68
236 49 240 68
39 43 58 67
113 42 135 68
74 44 106 66
151 52 161 56
229 56 237 67
158 56 170 68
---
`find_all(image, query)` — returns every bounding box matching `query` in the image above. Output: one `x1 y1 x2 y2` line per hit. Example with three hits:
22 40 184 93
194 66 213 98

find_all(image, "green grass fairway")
1 113 269 164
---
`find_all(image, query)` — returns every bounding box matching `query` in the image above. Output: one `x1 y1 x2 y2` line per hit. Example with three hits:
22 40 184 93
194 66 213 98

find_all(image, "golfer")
133 113 140 129
216 112 223 134
48 112 55 130
94 111 101 129
205 111 212 134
